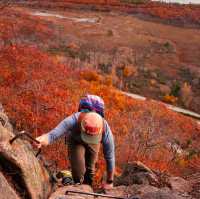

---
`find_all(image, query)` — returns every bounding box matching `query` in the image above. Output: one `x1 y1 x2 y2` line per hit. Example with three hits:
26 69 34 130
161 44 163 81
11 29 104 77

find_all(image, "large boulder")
141 189 186 199
0 171 20 199
168 177 191 194
0 110 52 199
105 184 187 199
115 162 159 187
105 184 159 198
113 162 192 199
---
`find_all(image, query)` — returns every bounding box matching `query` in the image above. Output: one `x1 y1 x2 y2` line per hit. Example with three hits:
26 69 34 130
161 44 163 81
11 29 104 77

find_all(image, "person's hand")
102 182 113 190
35 134 49 148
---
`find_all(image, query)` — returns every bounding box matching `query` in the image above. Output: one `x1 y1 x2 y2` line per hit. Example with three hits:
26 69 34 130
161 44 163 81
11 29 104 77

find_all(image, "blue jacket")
47 112 115 172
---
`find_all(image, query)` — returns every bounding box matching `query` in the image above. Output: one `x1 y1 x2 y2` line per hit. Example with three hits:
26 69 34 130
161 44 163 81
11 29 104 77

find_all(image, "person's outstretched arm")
102 120 115 189
36 112 80 147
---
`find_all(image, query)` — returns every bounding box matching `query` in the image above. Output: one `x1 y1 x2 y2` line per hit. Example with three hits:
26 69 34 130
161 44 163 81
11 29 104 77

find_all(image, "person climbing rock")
36 94 115 189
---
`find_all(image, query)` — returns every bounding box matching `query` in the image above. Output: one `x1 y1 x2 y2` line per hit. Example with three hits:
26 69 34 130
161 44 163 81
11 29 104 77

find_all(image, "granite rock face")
0 110 52 199
0 171 20 199
115 162 159 187
168 176 191 193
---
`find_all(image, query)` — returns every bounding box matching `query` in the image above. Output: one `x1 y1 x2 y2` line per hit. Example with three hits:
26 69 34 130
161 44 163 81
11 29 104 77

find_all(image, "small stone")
150 72 158 78
67 42 80 51
159 84 171 94
192 78 199 86
166 81 173 88
115 162 159 187
143 67 149 73
150 79 157 86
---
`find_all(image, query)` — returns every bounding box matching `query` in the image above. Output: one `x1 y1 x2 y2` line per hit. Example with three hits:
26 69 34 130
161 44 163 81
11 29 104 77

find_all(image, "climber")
36 94 115 190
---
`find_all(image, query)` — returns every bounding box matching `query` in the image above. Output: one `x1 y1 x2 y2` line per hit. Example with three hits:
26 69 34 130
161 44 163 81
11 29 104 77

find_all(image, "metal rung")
65 190 140 199
66 190 125 199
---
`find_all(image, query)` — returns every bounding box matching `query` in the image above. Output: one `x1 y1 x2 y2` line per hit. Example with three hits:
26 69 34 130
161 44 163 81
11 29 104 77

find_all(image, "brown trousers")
68 137 100 185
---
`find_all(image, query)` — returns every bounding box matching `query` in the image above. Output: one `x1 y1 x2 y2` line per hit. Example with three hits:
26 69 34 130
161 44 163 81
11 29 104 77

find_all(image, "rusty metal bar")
10 131 40 144
9 131 41 157
66 190 125 199
66 190 140 199
35 148 42 157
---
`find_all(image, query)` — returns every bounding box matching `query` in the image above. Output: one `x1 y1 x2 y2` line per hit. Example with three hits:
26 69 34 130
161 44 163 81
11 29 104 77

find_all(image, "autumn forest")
0 0 200 187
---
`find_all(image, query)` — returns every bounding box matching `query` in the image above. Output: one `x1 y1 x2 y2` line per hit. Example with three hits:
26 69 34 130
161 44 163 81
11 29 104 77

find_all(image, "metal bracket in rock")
9 131 41 157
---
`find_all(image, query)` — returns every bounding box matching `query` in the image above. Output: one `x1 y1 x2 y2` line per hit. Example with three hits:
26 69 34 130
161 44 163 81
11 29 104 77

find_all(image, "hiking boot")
55 170 74 186
62 176 74 186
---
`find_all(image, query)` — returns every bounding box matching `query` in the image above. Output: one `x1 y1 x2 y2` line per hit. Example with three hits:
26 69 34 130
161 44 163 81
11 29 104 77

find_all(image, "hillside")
2 1 200 114
17 0 200 27
0 0 200 189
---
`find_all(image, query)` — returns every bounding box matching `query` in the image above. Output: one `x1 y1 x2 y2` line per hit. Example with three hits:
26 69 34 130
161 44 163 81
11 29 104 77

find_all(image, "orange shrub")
163 94 178 104
80 70 101 82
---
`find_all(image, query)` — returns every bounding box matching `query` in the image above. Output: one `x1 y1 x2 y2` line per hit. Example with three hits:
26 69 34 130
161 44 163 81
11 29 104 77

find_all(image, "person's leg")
68 139 86 184
84 143 100 185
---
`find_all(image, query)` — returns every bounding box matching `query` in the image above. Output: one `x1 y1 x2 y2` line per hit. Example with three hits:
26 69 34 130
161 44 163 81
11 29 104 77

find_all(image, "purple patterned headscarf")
78 94 105 117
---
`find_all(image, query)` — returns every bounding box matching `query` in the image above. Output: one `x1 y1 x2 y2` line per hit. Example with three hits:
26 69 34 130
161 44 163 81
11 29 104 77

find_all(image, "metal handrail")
9 131 41 157
65 190 140 199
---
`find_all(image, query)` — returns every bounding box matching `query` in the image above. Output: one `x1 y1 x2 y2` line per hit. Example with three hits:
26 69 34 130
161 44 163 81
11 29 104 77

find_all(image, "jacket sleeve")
102 120 115 172
47 112 80 144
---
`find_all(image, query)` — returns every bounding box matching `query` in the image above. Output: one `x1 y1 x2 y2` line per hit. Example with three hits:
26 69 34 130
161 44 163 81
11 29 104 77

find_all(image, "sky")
153 0 200 4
